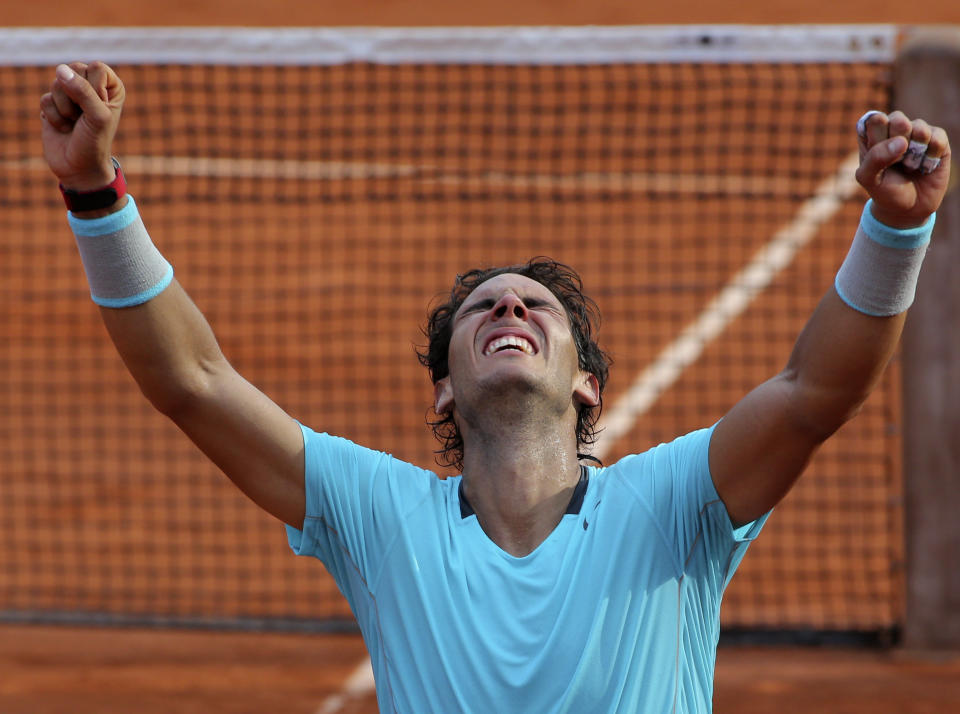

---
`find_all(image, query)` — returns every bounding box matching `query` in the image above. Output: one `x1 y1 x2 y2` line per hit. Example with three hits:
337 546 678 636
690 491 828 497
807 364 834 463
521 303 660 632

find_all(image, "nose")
492 293 528 321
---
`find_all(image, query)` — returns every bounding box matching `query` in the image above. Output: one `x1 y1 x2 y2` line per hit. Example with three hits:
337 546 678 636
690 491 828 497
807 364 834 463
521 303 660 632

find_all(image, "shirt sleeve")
285 423 435 598
616 423 769 582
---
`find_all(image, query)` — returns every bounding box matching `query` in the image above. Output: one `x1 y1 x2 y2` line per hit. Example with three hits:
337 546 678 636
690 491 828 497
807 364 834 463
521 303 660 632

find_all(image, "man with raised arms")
40 61 950 712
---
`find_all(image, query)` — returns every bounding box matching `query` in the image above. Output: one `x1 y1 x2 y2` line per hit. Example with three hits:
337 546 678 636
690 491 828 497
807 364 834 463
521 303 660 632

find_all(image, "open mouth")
483 335 536 356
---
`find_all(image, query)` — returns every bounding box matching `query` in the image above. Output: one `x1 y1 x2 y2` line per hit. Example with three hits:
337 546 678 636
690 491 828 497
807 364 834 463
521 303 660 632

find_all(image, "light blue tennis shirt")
286 422 767 713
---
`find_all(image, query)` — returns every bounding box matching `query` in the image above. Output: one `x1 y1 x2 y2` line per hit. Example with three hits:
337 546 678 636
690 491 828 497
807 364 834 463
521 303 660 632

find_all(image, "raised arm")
40 62 305 527
709 110 951 526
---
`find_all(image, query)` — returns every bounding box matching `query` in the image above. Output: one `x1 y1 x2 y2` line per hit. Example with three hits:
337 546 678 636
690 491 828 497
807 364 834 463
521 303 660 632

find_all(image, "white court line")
5 155 797 197
315 656 375 714
3 155 422 181
433 169 797 196
591 151 862 461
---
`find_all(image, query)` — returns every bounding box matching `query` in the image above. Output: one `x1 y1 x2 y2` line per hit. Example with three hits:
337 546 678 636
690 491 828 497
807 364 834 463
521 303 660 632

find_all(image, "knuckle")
52 95 78 117
866 115 888 134
44 110 65 128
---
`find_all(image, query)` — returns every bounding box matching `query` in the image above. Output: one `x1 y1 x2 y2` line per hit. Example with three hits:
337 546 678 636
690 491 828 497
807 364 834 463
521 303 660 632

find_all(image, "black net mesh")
0 58 901 632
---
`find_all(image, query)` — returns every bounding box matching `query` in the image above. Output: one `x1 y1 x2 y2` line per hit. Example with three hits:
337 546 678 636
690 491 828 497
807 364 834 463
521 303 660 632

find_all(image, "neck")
459 411 583 557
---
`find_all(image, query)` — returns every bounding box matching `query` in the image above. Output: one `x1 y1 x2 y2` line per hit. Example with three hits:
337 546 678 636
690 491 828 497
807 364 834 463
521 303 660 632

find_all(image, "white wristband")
68 196 174 308
834 200 934 317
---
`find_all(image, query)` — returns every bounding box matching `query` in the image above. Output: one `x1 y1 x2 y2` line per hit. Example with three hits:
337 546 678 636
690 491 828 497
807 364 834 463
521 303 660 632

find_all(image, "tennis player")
41 61 950 712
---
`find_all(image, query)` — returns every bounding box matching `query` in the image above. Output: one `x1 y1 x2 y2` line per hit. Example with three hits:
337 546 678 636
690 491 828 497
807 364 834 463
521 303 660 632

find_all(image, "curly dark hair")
416 257 611 471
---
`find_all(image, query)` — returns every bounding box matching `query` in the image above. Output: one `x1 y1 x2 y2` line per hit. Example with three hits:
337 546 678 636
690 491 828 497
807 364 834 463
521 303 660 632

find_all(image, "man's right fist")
40 61 125 191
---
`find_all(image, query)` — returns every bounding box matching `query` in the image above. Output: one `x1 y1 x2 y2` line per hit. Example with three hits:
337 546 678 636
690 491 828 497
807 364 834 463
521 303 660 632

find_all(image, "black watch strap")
59 157 127 212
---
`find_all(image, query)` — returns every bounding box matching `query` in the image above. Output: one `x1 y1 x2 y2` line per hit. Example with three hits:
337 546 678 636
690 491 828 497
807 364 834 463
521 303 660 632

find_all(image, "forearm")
69 193 227 416
782 200 932 436
781 287 905 438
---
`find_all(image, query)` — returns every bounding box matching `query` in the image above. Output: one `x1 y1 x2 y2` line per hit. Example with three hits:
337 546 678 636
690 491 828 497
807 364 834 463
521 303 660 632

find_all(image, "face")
434 273 599 420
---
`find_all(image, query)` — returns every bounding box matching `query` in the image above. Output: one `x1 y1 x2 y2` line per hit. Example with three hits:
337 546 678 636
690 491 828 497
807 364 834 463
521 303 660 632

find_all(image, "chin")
474 369 550 403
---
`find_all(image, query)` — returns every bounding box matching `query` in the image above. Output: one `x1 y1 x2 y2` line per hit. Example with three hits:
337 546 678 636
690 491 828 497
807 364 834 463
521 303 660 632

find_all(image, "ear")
434 376 454 414
573 371 600 409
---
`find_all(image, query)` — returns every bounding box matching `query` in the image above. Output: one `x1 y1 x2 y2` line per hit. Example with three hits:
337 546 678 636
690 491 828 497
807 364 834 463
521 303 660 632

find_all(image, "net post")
895 25 960 650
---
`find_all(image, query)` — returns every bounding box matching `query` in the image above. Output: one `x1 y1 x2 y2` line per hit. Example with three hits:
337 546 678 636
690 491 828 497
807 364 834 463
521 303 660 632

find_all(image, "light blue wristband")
834 200 935 317
859 199 935 249
68 195 174 308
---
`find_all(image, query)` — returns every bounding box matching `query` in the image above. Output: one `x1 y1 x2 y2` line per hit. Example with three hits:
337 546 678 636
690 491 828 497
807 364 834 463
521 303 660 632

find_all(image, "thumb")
54 63 113 129
857 135 908 188
881 135 909 165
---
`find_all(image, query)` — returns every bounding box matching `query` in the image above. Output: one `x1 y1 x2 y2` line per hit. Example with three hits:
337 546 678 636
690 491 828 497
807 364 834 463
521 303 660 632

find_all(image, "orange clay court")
2 5 960 714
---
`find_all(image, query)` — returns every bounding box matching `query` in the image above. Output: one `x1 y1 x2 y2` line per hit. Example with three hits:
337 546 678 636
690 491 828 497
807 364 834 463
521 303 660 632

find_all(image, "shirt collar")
458 465 589 519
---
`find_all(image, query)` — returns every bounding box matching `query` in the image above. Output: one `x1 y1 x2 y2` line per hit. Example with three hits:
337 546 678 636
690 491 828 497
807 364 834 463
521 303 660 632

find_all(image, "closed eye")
523 297 566 318
523 297 557 311
457 296 565 320
459 298 496 317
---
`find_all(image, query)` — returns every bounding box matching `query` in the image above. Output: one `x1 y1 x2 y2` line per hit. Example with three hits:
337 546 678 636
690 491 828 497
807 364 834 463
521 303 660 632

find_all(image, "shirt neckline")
458 465 589 519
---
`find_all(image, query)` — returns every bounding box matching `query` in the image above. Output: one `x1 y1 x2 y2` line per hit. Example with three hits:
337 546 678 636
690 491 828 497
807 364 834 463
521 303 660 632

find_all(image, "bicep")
168 362 306 528
709 374 822 527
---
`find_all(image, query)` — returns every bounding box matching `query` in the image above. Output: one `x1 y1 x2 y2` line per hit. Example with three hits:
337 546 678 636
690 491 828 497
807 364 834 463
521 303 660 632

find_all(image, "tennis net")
0 25 904 636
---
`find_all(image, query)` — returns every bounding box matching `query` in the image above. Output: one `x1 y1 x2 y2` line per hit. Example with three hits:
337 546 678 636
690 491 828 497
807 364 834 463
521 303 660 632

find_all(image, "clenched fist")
40 61 125 192
855 110 951 229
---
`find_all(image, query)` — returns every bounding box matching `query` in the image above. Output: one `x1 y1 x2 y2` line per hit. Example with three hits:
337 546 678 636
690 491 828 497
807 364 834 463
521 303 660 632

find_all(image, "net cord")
0 25 898 65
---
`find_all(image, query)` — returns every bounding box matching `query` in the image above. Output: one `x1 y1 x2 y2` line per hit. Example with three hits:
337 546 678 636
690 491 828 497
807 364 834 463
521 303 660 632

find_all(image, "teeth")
484 335 535 356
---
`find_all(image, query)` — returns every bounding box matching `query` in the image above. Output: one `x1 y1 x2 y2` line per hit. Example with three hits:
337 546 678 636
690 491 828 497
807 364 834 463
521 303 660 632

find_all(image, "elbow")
780 368 868 443
137 356 226 421
811 400 865 440
141 374 205 421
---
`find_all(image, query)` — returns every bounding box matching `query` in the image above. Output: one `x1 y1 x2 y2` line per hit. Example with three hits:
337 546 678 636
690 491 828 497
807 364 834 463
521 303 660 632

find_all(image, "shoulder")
300 424 428 476
590 424 719 523
299 424 441 514
601 424 716 481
